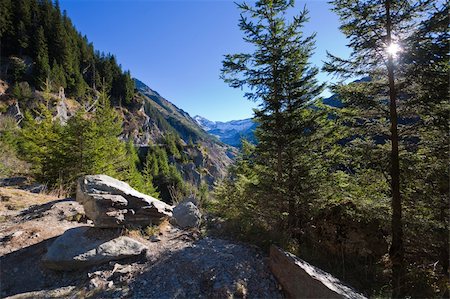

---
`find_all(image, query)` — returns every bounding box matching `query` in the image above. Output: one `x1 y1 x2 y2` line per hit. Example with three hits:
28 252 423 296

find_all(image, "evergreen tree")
121 70 135 105
0 0 12 40
19 103 62 180
221 0 323 233
91 90 128 177
33 26 50 89
324 0 435 296
142 150 160 198
402 3 449 282
50 60 66 91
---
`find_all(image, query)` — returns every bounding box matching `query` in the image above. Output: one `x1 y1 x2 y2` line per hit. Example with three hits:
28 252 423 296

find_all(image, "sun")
386 43 401 57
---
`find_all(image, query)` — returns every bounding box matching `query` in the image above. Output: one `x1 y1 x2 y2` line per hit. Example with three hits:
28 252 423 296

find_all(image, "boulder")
42 227 147 271
76 175 173 227
173 199 201 229
269 245 366 299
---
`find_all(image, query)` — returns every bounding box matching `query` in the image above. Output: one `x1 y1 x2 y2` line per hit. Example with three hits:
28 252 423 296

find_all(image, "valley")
0 0 447 298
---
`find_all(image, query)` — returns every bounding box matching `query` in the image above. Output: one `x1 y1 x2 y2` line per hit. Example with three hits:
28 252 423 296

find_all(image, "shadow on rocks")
130 237 283 299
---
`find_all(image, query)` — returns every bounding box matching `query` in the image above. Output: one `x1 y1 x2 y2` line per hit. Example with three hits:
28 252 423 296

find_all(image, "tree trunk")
385 1 405 297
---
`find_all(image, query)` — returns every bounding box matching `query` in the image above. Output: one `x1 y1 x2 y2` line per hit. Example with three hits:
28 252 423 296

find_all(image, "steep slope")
134 79 211 143
0 0 234 196
118 79 235 189
194 115 257 147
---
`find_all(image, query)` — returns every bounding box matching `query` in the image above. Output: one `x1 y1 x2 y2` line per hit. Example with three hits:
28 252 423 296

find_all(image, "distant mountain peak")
194 115 257 147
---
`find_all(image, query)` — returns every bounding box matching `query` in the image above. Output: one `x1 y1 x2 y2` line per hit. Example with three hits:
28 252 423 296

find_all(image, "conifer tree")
221 0 323 232
324 0 434 296
142 150 160 198
0 0 12 40
33 26 50 89
91 89 128 177
19 103 62 181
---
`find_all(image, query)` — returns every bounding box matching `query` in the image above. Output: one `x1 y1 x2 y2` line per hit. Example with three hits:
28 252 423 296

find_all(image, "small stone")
173 201 201 228
150 236 161 242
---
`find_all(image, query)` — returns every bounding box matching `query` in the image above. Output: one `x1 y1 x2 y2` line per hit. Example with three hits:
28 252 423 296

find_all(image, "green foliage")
215 0 449 297
33 26 50 89
16 90 128 191
1 0 134 101
0 116 29 177
144 145 187 203
9 57 27 83
12 81 32 102
163 132 182 159
323 1 448 297
221 0 325 238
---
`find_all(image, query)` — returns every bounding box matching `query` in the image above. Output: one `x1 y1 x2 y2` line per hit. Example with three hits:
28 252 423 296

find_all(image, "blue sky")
60 0 350 121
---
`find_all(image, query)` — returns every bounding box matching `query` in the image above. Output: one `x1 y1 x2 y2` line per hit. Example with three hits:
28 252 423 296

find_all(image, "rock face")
173 199 201 228
76 175 172 228
42 226 147 270
269 245 366 299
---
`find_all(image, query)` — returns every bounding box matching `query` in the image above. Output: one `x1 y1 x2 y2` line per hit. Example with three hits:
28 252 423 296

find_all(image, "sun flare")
386 43 401 57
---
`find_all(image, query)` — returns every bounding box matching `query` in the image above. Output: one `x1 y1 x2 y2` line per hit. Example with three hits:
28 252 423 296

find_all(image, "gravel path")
131 237 283 299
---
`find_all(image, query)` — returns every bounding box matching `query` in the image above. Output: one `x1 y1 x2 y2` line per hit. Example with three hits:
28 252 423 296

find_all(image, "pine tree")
19 103 63 181
402 3 449 280
221 0 323 232
50 60 66 91
142 150 160 198
324 0 434 296
0 0 12 40
15 0 31 55
122 70 135 105
91 89 128 177
34 26 50 89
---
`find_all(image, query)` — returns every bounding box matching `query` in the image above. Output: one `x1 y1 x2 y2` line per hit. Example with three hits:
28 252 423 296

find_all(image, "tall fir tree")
221 0 324 233
324 0 435 296
33 26 50 89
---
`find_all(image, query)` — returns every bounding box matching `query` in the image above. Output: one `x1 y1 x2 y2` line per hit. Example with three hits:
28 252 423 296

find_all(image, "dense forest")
0 0 134 104
214 0 449 297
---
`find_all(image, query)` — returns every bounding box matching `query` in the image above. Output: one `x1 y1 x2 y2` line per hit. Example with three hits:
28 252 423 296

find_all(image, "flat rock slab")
42 226 147 271
76 174 173 227
269 245 367 299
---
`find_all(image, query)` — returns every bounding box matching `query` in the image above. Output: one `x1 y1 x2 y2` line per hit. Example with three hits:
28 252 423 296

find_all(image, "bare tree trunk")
385 1 405 297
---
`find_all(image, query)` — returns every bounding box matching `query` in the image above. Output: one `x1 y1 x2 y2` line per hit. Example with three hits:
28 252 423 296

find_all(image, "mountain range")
193 93 345 147
193 116 257 147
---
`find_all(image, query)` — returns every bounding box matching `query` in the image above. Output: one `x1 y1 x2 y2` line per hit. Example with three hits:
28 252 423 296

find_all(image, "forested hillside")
0 0 232 204
214 0 449 297
0 0 134 103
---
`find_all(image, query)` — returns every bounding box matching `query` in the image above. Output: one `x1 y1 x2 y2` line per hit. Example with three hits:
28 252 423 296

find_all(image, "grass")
124 218 170 239
0 187 58 212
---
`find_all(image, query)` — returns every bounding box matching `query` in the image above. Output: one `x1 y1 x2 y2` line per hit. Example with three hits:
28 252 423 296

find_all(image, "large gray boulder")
173 199 201 229
42 227 147 270
76 175 172 228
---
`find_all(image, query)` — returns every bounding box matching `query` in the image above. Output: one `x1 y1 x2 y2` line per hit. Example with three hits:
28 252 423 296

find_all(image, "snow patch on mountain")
194 115 257 147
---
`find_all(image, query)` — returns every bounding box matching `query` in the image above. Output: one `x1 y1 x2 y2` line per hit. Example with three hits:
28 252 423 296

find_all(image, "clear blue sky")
60 0 350 122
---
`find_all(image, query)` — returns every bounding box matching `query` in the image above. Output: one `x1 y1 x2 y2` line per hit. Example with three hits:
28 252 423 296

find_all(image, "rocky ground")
0 186 283 298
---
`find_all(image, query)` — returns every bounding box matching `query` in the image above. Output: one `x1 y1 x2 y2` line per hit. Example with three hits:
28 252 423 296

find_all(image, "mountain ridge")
193 115 257 147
